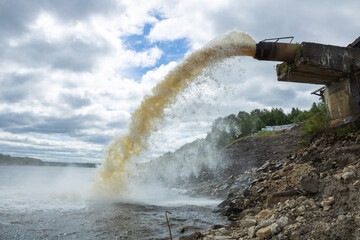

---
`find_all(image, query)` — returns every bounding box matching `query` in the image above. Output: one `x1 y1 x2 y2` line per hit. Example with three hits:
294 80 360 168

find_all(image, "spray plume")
93 31 256 196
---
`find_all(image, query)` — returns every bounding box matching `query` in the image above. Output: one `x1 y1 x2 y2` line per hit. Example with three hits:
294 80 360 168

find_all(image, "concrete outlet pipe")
254 42 296 62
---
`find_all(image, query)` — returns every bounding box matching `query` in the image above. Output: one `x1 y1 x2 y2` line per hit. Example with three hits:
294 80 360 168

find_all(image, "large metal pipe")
254 42 296 62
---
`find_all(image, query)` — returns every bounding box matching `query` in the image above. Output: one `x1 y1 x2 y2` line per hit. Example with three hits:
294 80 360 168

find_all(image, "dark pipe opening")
254 42 296 62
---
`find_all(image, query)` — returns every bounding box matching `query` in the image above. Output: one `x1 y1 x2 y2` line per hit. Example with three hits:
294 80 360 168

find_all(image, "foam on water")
93 31 256 197
96 179 221 207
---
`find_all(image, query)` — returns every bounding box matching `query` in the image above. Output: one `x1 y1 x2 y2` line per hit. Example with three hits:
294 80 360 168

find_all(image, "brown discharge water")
93 31 256 197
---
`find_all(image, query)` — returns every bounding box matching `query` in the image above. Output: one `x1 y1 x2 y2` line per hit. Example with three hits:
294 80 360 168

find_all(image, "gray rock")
248 226 256 238
242 216 257 228
321 196 334 207
276 216 289 228
335 211 347 217
342 171 356 181
256 226 272 239
214 236 232 240
353 180 360 188
300 176 319 194
354 215 360 227
333 173 342 180
270 222 282 235
296 205 306 214
316 202 323 208
259 219 276 228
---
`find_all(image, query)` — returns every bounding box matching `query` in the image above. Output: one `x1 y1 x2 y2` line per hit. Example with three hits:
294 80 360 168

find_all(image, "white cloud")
141 61 178 88
0 0 359 163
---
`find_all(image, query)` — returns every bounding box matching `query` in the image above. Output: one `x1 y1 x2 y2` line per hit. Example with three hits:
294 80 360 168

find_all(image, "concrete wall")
324 73 360 126
276 42 360 126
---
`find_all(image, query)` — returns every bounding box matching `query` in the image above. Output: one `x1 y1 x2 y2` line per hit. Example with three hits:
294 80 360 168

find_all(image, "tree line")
206 102 326 149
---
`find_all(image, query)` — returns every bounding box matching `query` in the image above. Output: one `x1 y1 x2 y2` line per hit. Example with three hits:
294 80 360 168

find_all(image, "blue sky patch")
122 24 189 81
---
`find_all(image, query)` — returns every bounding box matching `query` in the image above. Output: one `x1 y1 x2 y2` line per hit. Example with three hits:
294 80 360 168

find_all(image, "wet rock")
300 176 319 194
218 194 234 209
225 206 242 216
180 226 203 233
213 225 224 230
258 161 272 173
258 173 269 180
250 178 260 185
179 231 203 240
219 183 229 191
243 188 251 197
256 225 272 239
275 161 284 169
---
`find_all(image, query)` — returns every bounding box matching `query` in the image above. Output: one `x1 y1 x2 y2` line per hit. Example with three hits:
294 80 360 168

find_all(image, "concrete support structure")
275 39 360 126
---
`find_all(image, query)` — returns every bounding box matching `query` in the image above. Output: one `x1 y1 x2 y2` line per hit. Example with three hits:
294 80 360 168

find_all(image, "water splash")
93 31 256 197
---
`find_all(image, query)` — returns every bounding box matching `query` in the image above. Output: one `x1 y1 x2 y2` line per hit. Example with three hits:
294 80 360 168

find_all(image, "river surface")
0 166 226 239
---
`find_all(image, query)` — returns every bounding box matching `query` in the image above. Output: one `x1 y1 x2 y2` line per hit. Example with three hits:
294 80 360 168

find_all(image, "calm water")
0 166 225 239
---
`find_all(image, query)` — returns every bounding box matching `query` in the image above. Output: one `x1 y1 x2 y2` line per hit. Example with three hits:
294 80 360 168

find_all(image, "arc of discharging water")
93 31 256 197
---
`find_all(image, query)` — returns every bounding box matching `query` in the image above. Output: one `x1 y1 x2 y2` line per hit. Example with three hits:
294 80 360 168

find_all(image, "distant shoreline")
0 153 98 168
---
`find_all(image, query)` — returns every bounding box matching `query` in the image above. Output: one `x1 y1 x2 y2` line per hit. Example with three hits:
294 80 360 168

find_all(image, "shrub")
300 111 331 147
335 125 357 137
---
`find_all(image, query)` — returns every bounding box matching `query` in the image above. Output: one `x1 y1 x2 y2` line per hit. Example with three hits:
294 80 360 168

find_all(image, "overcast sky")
1 0 359 163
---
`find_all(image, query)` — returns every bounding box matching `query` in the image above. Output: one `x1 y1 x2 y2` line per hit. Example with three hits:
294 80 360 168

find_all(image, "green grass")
253 131 275 137
334 125 358 137
230 130 275 144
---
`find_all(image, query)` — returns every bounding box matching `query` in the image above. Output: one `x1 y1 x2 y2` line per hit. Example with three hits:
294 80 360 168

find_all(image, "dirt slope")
183 126 303 199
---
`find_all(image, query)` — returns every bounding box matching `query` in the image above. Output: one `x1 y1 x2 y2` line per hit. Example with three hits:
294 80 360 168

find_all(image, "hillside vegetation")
143 102 327 184
207 102 326 150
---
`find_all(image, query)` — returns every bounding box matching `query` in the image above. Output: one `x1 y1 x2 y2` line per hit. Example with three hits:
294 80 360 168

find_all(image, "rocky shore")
182 127 303 200
180 128 360 239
